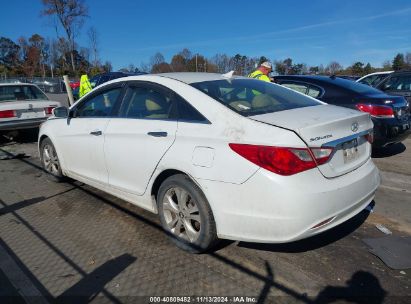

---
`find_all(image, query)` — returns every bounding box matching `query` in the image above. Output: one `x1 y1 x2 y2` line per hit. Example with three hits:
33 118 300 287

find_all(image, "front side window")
75 87 121 117
122 86 174 119
191 78 321 117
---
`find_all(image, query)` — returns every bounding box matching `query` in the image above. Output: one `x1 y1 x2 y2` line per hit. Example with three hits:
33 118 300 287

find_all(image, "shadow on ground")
0 149 389 303
372 142 406 158
0 129 39 145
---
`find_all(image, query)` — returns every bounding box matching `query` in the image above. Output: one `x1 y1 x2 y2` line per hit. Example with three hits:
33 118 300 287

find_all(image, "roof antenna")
222 70 235 78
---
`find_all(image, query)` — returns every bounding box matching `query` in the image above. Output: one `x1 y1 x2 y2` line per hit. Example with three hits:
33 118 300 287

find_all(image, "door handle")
147 131 168 137
90 130 102 136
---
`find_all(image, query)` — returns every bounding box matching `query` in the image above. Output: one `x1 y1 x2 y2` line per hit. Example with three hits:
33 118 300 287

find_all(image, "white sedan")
38 73 380 252
0 83 61 138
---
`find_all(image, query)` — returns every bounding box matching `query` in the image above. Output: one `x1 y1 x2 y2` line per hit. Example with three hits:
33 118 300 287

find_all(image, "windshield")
191 78 321 116
0 85 48 102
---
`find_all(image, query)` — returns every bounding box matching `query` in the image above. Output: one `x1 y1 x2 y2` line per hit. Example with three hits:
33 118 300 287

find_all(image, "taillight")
229 144 333 176
44 106 56 115
0 110 16 118
356 103 394 118
365 132 374 144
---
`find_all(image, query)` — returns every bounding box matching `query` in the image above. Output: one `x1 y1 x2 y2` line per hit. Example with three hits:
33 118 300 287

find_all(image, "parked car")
32 78 66 93
357 71 393 87
39 73 380 252
72 71 146 100
70 80 80 90
273 75 411 148
376 70 411 104
0 83 61 139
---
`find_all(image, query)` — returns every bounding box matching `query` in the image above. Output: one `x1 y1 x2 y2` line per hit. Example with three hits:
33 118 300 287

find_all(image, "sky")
1 0 411 70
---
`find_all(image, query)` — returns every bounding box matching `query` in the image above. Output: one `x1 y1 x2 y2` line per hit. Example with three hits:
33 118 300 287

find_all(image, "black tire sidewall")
157 174 217 253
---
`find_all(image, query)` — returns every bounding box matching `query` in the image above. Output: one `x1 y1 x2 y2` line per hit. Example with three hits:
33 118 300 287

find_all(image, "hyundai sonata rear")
38 73 380 253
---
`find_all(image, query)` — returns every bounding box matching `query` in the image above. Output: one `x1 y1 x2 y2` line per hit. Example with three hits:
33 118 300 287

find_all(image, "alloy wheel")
42 144 60 175
162 186 201 243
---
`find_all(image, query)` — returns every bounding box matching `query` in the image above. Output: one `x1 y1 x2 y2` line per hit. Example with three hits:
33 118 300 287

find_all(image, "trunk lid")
250 104 373 178
0 100 60 121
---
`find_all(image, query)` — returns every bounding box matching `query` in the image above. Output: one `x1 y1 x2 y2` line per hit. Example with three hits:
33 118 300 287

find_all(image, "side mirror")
52 106 69 118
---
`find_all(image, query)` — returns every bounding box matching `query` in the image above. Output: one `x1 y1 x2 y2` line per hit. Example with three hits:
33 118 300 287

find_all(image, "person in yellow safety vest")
79 74 92 98
248 61 273 82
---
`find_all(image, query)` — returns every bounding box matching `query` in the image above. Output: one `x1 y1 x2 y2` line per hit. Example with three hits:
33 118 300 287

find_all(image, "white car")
38 73 380 252
0 83 61 138
357 71 393 87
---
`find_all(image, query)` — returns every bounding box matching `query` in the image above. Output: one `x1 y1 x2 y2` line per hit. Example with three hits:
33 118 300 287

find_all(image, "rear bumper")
373 117 411 147
0 118 47 131
196 158 380 243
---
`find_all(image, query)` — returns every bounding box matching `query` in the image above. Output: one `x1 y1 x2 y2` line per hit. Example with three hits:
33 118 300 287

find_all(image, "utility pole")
195 54 198 72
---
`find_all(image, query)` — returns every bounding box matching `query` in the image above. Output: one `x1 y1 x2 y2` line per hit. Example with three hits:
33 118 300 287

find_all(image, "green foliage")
392 53 406 71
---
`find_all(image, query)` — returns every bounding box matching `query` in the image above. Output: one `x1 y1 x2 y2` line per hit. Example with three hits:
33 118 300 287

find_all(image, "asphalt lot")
0 117 410 302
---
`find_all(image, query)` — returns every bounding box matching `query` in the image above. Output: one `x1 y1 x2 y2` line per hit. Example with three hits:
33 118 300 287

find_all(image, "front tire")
157 174 218 253
40 138 65 182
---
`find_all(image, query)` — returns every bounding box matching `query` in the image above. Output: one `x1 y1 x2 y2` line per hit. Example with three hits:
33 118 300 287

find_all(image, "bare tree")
325 61 343 75
150 52 165 67
88 26 99 67
41 0 88 72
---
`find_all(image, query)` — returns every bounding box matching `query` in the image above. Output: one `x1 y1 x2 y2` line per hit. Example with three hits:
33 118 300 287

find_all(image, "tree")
325 61 343 75
150 52 165 67
392 53 405 71
29 34 48 77
382 60 392 71
179 48 192 62
102 61 112 73
258 56 269 65
87 26 99 68
274 60 286 75
151 62 172 73
170 54 187 72
363 63 373 75
210 53 232 73
309 66 319 74
187 54 208 72
350 62 364 75
405 52 411 67
0 37 20 70
41 0 88 72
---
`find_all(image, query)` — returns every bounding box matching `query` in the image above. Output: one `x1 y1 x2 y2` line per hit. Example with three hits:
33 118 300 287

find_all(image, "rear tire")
40 138 66 182
157 174 218 253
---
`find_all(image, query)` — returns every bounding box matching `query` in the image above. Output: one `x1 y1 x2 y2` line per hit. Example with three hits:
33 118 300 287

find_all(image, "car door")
103 81 178 196
57 84 124 185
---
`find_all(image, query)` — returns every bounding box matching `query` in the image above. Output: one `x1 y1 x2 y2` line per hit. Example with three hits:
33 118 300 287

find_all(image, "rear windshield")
329 77 383 94
0 85 48 102
191 78 321 116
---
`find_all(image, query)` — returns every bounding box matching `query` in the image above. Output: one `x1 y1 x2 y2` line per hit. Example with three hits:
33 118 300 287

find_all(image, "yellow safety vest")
248 70 271 82
79 75 92 98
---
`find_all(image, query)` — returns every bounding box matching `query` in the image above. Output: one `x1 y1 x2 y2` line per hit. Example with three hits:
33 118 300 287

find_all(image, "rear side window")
280 82 322 98
176 96 207 122
191 79 320 117
381 75 411 91
121 86 175 120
